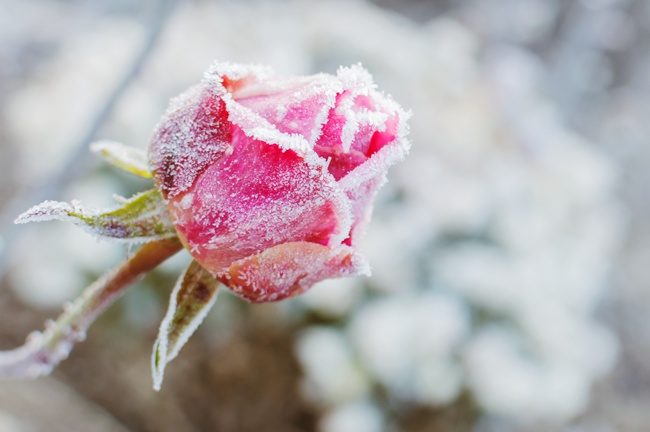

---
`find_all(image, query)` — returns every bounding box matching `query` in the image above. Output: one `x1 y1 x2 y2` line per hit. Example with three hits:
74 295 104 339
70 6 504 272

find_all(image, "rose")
149 62 410 302
1 61 409 387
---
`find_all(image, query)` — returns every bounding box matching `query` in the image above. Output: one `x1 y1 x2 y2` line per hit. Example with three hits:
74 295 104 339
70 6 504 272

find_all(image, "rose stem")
0 237 183 378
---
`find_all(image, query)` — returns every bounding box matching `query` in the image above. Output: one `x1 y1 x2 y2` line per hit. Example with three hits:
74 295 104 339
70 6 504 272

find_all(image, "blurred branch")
0 0 178 278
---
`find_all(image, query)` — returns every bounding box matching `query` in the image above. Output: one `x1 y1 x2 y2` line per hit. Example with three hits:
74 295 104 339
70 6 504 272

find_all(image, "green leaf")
15 188 176 243
152 260 220 390
90 140 152 178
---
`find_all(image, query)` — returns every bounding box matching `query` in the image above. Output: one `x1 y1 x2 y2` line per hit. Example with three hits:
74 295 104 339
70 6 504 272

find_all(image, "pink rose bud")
149 62 410 303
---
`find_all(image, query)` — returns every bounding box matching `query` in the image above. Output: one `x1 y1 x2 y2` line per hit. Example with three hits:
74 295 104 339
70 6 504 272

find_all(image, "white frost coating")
222 93 312 156
149 84 231 198
203 61 273 96
309 77 342 146
90 140 151 178
178 135 354 256
339 97 359 153
152 261 220 391
338 105 411 193
0 331 67 378
336 64 377 153
337 64 375 89
14 190 176 243
14 200 77 225
206 61 343 157
223 243 369 303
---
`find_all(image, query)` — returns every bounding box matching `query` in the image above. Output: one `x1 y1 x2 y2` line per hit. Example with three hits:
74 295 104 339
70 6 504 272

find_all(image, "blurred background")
0 0 647 430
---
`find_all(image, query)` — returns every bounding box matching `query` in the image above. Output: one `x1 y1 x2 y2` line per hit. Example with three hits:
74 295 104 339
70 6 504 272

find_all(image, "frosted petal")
344 174 387 246
223 93 313 157
203 61 273 96
219 241 369 303
90 140 151 178
15 189 176 243
152 260 219 390
149 85 233 199
203 61 341 162
317 64 377 154
339 101 411 192
169 127 352 271
235 74 341 146
314 64 410 183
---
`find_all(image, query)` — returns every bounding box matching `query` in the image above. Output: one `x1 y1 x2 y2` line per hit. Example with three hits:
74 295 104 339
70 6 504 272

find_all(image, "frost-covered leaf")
15 188 176 243
90 140 152 178
152 260 219 390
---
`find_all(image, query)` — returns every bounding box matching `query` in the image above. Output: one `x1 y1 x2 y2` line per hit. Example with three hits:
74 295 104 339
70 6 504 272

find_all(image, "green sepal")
152 260 219 390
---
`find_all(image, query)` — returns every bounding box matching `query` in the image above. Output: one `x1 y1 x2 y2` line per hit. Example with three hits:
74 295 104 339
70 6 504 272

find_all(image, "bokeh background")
0 0 647 430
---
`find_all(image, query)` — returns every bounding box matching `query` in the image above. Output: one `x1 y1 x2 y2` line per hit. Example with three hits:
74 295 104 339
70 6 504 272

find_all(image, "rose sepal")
152 260 220 390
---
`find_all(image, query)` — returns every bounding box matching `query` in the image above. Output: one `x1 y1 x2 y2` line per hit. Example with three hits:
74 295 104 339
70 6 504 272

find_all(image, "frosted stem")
0 237 183 378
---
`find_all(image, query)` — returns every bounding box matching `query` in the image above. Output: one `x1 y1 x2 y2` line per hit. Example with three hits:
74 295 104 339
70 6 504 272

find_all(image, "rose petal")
338 99 411 193
204 62 273 97
343 174 387 246
236 74 341 146
149 86 233 199
314 65 404 181
169 127 352 270
219 241 369 303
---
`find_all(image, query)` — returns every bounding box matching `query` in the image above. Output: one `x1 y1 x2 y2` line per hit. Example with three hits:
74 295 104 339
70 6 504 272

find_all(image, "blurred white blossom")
320 400 384 432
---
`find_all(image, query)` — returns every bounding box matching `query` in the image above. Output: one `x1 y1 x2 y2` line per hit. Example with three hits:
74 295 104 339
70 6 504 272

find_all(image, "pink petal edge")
218 241 370 303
